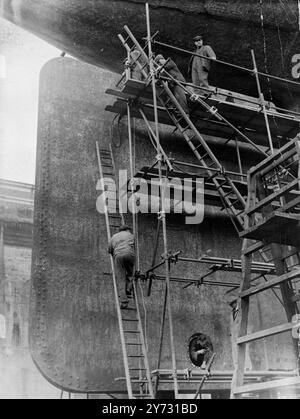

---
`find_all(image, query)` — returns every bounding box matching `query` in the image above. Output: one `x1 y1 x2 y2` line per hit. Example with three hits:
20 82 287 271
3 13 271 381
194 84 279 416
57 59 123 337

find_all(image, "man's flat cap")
193 35 203 41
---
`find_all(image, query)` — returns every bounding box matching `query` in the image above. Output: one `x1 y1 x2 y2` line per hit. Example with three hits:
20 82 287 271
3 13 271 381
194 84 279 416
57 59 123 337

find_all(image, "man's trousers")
192 66 210 89
114 253 135 304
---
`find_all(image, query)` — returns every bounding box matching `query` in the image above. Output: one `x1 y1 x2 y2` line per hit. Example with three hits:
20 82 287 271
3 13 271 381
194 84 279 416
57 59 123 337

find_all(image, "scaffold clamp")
158 210 166 220
161 250 181 264
135 270 147 282
209 106 218 116
156 153 163 162
190 93 200 102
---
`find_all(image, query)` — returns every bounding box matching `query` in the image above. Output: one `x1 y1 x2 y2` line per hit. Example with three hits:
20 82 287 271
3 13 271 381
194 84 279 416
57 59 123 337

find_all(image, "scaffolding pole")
251 50 274 154
146 2 179 398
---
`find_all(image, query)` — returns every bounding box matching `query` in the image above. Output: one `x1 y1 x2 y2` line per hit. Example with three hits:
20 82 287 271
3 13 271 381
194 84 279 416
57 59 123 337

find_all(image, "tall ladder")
231 138 300 398
96 143 154 399
156 82 247 232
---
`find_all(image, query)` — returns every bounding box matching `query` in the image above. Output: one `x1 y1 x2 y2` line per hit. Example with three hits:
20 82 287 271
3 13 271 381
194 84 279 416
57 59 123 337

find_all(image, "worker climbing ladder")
96 143 154 399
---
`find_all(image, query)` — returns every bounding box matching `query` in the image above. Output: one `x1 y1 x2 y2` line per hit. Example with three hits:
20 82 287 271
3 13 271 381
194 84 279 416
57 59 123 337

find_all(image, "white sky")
0 18 60 185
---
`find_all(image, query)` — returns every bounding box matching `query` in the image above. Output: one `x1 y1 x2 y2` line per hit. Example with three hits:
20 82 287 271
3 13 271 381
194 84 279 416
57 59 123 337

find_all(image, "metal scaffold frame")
104 2 300 399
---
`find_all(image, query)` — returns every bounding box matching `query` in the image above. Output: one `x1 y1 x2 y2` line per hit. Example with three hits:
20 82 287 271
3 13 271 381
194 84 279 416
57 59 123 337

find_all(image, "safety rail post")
145 2 179 399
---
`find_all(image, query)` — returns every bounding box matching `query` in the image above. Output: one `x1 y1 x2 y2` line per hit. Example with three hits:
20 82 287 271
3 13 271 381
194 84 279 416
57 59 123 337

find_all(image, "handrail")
153 39 300 88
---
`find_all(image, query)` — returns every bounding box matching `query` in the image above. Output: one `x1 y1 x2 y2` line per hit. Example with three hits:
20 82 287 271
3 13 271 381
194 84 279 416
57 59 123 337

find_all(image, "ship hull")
1 0 300 107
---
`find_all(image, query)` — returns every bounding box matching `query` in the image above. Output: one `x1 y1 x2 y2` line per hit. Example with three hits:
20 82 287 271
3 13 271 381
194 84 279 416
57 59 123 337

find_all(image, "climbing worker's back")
108 225 135 309
108 230 135 257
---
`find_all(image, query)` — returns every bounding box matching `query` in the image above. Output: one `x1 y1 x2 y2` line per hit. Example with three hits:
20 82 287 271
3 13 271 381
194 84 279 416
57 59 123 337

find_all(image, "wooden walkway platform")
106 79 300 148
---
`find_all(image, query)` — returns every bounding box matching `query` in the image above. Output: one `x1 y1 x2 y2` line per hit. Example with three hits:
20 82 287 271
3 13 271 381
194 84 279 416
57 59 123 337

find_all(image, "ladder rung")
200 152 209 159
228 199 240 207
205 161 216 168
207 172 218 181
223 190 235 198
131 380 149 384
130 377 148 384
124 330 140 333
126 342 142 346
122 318 138 322
194 143 204 152
236 210 245 216
182 125 191 133
129 368 146 371
217 179 228 186
128 355 145 358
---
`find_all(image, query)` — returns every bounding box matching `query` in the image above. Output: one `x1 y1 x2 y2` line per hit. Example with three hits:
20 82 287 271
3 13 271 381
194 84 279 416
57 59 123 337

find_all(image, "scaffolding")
103 3 300 399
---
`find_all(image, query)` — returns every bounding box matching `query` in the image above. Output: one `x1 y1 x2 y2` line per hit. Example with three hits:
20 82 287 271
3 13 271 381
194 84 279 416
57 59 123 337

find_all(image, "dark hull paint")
1 0 300 107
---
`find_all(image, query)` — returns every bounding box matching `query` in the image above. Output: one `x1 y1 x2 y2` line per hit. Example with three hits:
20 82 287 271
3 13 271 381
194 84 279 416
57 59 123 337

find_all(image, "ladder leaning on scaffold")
95 143 154 399
119 24 268 235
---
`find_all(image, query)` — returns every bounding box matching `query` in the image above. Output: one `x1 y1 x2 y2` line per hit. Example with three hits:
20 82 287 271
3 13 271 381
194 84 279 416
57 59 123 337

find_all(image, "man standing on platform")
108 225 135 309
188 35 216 90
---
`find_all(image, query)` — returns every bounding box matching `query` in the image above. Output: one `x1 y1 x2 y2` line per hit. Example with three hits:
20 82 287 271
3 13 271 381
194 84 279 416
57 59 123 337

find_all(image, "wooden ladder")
96 143 154 399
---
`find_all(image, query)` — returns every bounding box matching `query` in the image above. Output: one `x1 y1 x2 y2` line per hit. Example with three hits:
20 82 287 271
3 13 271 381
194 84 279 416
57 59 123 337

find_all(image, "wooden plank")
105 84 298 147
277 196 300 213
237 322 293 344
273 211 300 221
240 269 300 298
234 376 300 395
243 241 266 256
249 137 298 175
246 178 300 216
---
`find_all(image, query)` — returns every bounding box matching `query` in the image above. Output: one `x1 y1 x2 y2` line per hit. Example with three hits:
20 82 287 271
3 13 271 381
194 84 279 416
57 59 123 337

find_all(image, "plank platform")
151 369 299 392
239 269 300 298
240 212 300 247
237 322 295 345
134 166 247 209
106 79 300 148
234 377 300 395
